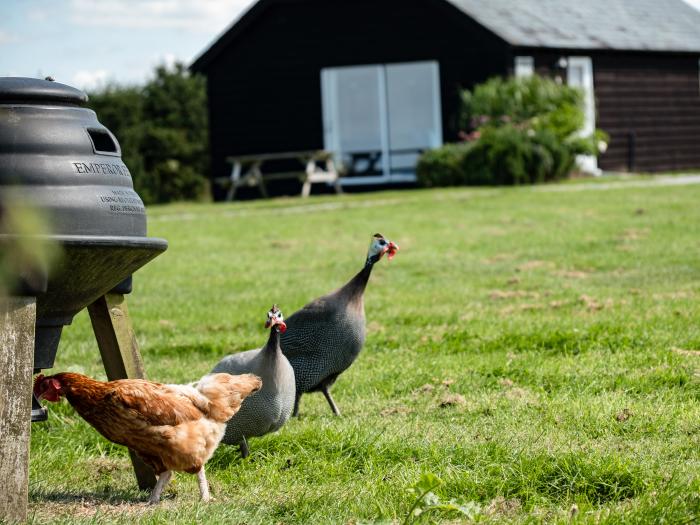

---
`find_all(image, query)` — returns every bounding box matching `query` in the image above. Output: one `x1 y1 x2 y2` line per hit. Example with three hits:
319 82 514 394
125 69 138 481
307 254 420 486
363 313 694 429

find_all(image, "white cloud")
68 0 254 32
72 69 111 91
683 0 700 10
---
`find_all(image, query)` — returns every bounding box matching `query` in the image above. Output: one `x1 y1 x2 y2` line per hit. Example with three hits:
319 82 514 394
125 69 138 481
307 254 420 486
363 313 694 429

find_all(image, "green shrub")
416 143 472 187
461 126 587 186
87 63 209 204
460 75 585 139
417 75 607 187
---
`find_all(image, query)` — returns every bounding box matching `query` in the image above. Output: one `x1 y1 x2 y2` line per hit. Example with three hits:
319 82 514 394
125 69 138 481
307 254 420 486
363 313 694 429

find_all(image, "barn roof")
447 0 700 52
191 0 700 72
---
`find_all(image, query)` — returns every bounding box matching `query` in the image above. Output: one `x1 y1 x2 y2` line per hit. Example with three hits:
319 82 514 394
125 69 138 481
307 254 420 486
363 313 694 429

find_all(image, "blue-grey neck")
343 261 373 299
263 326 282 357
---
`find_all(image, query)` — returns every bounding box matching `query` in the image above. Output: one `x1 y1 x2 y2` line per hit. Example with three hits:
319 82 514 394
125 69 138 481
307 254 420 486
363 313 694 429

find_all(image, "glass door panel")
386 61 442 180
322 60 442 184
321 65 388 180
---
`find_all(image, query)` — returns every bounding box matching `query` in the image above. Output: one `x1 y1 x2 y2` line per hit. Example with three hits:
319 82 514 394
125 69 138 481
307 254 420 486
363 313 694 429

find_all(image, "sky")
0 0 254 90
2 0 700 92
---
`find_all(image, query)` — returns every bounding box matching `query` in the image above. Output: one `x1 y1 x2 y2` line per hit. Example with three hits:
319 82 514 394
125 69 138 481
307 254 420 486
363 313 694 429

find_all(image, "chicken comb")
33 374 46 394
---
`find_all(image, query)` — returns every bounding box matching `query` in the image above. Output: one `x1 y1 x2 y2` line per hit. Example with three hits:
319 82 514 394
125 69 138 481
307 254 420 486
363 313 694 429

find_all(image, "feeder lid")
0 77 88 105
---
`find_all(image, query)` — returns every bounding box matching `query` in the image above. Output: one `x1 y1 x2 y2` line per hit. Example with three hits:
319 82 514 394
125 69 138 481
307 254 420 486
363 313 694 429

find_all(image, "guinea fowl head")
34 374 64 402
366 233 399 266
264 304 287 333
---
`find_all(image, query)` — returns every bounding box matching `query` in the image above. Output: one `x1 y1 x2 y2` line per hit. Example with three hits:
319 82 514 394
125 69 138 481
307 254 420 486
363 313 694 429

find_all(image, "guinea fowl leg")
239 437 250 459
292 392 302 417
321 385 341 416
148 470 172 504
197 466 211 502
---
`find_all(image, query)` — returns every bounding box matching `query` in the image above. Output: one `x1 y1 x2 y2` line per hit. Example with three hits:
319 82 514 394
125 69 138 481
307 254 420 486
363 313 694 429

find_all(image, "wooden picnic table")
218 150 342 201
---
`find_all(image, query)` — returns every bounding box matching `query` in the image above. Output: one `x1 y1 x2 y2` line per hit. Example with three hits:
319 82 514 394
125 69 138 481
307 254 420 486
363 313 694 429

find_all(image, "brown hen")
34 371 262 503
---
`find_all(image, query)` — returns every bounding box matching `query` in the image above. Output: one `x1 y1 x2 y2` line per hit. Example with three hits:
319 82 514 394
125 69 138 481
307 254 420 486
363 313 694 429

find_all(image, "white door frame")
567 56 601 175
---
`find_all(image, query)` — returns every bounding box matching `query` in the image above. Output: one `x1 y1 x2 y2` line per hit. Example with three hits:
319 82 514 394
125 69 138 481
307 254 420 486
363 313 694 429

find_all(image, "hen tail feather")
197 373 262 422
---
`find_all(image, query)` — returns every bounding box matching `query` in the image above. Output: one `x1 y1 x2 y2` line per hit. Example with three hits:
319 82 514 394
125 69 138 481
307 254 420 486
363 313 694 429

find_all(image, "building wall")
526 49 700 172
199 0 510 195
594 53 700 172
198 1 700 190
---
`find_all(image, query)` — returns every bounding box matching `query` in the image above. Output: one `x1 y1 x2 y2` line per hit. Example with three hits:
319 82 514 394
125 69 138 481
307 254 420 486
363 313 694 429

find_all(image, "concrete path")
532 174 700 192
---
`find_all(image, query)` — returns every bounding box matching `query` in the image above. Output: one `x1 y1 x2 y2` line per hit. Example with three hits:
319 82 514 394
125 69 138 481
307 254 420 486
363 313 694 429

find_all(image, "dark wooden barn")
191 0 700 196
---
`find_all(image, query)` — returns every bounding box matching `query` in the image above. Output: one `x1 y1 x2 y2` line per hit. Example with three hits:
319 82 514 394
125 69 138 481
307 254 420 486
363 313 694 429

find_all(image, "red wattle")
387 242 399 260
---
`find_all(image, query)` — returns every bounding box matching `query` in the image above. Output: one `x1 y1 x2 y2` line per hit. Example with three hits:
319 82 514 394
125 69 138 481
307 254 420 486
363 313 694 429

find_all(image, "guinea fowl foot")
321 386 341 416
239 437 250 459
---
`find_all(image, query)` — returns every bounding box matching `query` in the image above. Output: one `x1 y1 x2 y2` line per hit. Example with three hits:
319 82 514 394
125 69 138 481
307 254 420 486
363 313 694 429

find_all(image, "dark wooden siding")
526 49 700 172
199 0 510 197
594 53 700 172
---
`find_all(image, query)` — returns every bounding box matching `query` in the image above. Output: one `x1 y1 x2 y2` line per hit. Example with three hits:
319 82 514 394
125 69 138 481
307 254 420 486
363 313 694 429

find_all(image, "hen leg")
321 385 341 416
292 392 302 417
148 470 172 504
197 466 211 502
239 436 250 459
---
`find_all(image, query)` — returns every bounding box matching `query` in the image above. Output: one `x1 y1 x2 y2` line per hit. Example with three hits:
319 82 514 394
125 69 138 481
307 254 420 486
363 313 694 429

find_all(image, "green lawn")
28 180 700 524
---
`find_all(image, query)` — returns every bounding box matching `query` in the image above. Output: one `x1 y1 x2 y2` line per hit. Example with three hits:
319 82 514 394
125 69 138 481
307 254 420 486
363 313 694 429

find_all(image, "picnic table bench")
217 150 342 201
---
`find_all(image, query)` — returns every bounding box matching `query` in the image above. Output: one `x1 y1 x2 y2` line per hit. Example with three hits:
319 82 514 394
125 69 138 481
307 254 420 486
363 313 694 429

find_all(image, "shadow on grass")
30 487 149 505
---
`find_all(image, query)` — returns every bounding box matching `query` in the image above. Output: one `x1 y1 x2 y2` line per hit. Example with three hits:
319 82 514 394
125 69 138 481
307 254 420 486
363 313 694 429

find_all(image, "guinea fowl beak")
386 241 399 260
265 319 287 332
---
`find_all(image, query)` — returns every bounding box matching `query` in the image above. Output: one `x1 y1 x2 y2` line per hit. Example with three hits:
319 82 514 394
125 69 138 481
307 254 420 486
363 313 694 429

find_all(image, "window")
514 56 534 78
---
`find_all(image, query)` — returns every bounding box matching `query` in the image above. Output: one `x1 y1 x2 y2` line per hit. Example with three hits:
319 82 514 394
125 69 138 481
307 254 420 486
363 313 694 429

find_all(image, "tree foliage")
87 63 209 204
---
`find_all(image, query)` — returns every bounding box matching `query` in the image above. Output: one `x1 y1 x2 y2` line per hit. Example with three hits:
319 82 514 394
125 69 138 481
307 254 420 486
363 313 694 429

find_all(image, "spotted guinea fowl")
282 233 398 416
211 305 295 457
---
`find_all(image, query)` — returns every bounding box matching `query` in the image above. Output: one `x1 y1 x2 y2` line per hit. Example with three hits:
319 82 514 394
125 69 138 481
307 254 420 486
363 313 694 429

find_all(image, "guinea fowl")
281 233 398 416
212 305 295 458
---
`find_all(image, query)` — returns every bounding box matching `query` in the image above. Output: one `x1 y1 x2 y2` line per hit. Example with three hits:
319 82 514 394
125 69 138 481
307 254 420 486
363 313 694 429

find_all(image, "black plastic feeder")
0 77 167 421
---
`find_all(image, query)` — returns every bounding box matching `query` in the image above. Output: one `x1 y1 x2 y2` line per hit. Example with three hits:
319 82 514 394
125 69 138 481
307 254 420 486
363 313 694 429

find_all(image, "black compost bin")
0 77 167 419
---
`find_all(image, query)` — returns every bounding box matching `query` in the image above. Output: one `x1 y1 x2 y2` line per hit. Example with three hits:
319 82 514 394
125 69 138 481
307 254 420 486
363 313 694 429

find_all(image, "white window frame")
514 56 534 78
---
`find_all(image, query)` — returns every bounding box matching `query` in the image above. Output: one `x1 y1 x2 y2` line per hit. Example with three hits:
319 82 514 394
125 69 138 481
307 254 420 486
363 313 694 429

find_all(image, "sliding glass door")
321 61 442 184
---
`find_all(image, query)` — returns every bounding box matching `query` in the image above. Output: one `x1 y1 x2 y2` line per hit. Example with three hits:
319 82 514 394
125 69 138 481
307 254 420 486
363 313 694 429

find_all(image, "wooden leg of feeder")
0 297 36 523
87 293 157 491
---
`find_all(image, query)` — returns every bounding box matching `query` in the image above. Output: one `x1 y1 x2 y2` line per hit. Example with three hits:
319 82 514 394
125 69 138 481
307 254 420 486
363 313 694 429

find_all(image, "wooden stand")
87 293 157 490
0 297 36 523
0 292 155 523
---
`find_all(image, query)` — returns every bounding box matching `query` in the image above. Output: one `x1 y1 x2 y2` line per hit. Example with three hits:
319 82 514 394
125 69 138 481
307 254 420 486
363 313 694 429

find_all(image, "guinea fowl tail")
197 373 262 422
